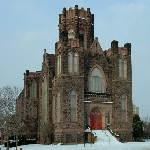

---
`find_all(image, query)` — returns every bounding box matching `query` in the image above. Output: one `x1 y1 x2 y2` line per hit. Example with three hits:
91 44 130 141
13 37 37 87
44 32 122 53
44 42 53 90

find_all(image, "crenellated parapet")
58 5 94 50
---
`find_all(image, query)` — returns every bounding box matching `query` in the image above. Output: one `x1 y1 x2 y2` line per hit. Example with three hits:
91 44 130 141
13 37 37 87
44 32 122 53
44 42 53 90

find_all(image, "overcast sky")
0 0 150 119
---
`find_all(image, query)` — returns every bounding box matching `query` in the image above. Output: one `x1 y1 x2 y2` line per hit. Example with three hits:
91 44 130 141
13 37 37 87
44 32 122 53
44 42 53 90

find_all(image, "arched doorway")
90 111 102 130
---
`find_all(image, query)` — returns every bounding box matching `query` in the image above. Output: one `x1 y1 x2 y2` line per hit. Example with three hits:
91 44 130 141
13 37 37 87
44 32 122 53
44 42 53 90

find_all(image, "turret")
111 40 118 54
124 43 131 55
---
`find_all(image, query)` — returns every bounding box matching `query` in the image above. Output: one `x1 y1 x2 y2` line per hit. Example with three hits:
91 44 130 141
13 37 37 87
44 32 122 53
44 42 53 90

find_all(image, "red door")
90 112 96 129
97 112 102 129
90 111 102 130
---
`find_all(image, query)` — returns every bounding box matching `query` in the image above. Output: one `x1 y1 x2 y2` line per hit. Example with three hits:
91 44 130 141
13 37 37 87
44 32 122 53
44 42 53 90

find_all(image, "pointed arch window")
119 59 127 78
31 82 35 98
121 94 126 122
68 52 72 73
119 59 122 77
74 53 77 73
57 54 61 77
42 78 47 124
70 90 76 122
123 60 127 78
89 67 104 93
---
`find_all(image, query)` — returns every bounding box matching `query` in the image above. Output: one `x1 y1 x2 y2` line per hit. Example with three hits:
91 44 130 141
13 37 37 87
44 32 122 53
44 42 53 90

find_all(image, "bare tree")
142 115 150 141
0 85 20 150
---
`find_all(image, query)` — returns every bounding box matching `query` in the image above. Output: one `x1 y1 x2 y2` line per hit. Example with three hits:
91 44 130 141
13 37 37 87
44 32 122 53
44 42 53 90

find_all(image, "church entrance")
90 111 102 130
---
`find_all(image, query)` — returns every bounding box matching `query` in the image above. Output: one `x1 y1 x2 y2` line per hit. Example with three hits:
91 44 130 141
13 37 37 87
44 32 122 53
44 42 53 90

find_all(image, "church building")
16 5 133 144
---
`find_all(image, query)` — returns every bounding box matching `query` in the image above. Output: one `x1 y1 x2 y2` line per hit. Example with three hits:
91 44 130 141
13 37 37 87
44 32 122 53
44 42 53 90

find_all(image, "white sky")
0 0 150 119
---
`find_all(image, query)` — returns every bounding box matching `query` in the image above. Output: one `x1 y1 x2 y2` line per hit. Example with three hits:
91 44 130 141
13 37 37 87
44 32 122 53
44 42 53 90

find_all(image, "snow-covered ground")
1 131 150 150
1 141 150 150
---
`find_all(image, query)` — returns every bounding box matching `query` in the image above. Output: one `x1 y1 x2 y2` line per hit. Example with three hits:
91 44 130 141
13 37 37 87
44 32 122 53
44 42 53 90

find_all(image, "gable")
90 37 103 54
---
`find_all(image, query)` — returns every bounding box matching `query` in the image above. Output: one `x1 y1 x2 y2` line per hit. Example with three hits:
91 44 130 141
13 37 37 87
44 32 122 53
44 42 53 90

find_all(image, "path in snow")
92 130 120 145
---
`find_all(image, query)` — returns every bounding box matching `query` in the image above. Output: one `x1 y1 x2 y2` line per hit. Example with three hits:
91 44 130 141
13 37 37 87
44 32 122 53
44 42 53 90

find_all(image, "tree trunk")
7 135 9 150
16 134 18 150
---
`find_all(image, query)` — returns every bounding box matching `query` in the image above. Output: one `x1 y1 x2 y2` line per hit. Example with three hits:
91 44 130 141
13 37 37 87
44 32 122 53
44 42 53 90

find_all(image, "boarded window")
70 90 76 122
74 53 77 73
42 78 47 124
119 59 122 77
77 134 81 143
89 67 104 93
121 94 126 122
58 92 60 122
123 60 127 78
66 134 70 143
31 82 35 98
68 52 72 73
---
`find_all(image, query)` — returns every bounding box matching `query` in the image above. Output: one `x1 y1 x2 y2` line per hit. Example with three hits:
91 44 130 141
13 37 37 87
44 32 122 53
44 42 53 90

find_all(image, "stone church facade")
16 5 133 144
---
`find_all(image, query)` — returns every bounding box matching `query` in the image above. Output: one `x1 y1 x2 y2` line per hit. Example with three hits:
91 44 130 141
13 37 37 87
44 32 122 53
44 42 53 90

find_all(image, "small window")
91 112 95 115
66 134 70 143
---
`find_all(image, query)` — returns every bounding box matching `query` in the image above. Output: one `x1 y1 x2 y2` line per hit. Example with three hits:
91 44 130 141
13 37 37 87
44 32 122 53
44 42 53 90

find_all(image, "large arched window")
42 78 47 124
121 94 126 122
68 52 72 73
70 90 76 122
74 53 77 73
31 82 35 98
89 67 104 93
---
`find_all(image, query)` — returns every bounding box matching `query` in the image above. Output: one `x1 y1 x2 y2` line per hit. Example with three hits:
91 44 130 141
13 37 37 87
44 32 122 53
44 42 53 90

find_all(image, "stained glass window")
89 67 104 93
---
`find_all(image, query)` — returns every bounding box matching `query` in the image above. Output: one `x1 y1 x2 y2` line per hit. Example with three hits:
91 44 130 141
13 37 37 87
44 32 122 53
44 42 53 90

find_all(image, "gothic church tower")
53 5 94 143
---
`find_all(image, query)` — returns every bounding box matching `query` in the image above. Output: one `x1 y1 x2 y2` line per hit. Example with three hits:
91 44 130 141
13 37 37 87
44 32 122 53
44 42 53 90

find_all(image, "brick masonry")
16 5 133 144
